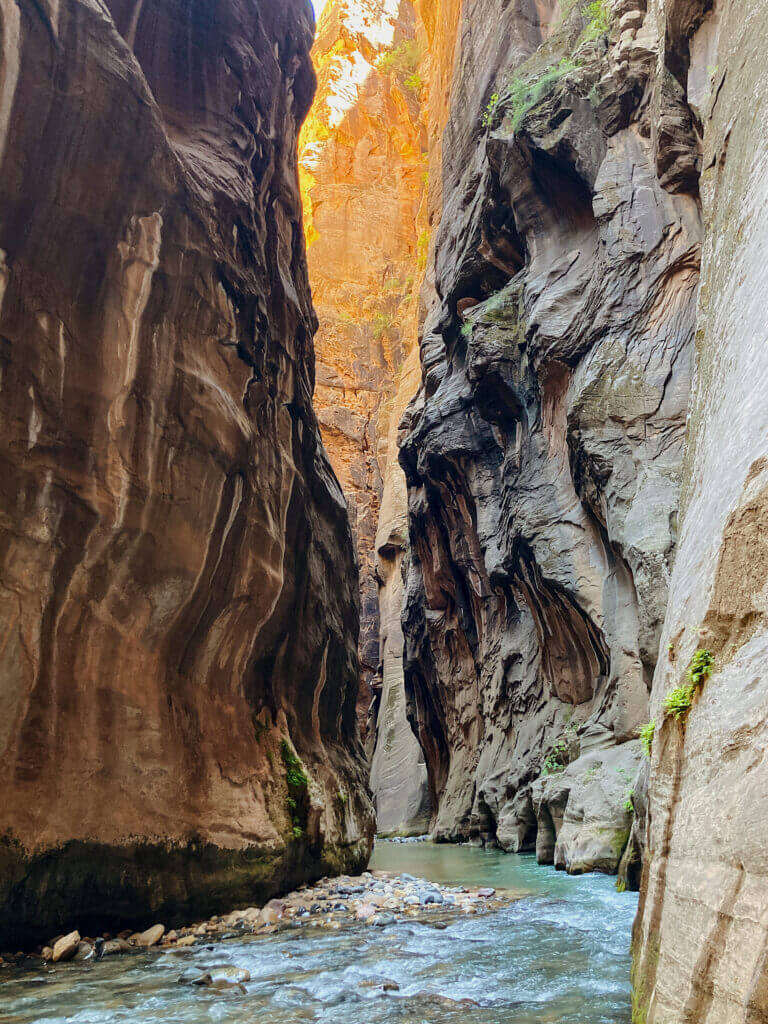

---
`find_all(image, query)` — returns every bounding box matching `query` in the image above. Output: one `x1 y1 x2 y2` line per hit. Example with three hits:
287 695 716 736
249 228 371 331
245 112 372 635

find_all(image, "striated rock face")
0 0 373 948
370 341 431 835
399 0 701 873
631 0 768 1019
299 0 430 833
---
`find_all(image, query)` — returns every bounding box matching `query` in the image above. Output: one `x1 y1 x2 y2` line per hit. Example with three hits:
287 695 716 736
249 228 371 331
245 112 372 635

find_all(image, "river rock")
102 938 133 957
371 913 396 927
356 904 377 921
209 966 251 984
134 925 165 948
258 900 286 927
52 931 80 963
72 941 95 962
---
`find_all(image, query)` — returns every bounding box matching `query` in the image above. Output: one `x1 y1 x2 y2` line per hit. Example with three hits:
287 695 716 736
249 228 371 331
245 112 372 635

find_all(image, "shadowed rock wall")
631 0 768 1019
0 0 373 948
400 0 701 873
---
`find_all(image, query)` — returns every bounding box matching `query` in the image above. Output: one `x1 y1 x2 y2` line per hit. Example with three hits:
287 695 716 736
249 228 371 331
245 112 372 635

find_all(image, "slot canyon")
0 0 767 1021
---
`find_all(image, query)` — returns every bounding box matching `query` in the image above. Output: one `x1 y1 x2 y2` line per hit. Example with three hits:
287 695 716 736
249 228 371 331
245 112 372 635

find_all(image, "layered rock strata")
400 0 701 874
299 0 430 833
0 0 373 948
631 0 768 1019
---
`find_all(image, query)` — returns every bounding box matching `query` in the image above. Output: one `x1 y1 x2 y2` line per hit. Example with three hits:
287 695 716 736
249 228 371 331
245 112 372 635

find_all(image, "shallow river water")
2 843 637 1023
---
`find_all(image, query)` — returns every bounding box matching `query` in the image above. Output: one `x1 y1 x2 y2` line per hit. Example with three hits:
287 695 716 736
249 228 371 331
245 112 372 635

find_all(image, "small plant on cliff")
281 739 309 838
481 92 500 128
372 312 394 340
624 789 635 813
639 719 655 758
417 229 430 271
508 58 579 131
405 72 423 96
687 648 714 686
377 39 422 79
661 649 714 724
542 737 569 776
663 684 696 721
580 0 610 41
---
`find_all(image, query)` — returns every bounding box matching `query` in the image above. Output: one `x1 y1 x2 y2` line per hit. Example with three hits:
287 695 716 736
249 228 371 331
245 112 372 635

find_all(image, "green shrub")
542 736 569 776
405 72 422 96
624 789 635 813
281 739 309 790
580 0 610 41
508 58 579 131
377 39 422 79
661 649 714 725
281 739 309 838
663 684 696 721
639 720 655 758
372 312 394 339
481 92 500 128
687 648 714 685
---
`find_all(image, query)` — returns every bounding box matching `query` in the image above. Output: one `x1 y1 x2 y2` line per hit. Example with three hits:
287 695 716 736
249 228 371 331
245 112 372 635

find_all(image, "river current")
2 843 637 1023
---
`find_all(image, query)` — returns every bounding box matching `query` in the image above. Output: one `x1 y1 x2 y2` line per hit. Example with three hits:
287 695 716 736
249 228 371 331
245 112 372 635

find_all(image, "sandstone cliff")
299 0 431 834
0 0 373 948
631 0 768 1019
400 0 700 873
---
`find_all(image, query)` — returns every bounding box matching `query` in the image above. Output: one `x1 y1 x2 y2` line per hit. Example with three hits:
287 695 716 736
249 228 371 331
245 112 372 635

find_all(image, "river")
1 843 637 1022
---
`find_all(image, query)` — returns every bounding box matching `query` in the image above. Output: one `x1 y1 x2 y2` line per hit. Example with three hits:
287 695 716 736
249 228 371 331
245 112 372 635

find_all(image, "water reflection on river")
2 843 637 1023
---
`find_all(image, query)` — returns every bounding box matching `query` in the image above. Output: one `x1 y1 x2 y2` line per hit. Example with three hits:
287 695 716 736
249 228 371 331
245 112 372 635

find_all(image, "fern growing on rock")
639 720 655 758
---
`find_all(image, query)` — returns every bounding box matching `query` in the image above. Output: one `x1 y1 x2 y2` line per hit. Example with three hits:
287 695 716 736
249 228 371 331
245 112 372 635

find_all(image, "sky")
311 0 329 14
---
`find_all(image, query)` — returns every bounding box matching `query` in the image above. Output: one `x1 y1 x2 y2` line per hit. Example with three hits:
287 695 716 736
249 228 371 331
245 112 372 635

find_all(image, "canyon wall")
0 0 373 948
631 0 768 1019
299 0 431 834
400 0 702 873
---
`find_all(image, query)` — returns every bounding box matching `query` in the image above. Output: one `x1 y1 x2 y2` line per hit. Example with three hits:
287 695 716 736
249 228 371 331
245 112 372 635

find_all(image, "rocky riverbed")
0 868 512 971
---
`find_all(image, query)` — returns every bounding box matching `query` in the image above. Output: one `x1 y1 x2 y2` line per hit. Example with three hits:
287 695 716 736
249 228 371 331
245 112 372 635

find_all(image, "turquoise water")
1 843 637 1022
